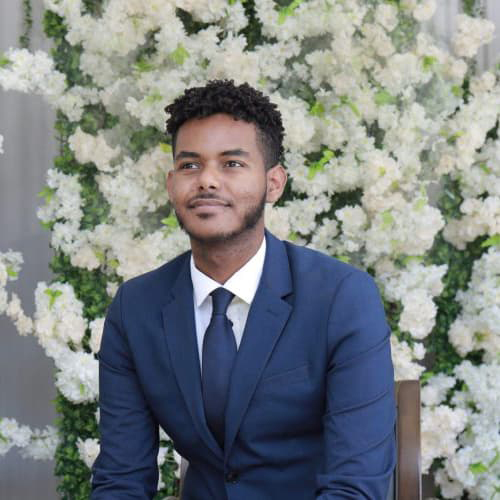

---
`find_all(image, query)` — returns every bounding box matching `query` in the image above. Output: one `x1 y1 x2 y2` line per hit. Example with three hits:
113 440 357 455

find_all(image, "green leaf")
170 45 189 65
6 266 18 278
288 231 298 242
0 55 11 67
469 462 488 475
159 143 172 153
37 186 56 203
44 288 63 308
278 0 303 24
161 215 179 228
94 249 105 264
474 331 486 342
481 234 500 248
420 371 434 383
374 90 397 106
310 101 325 117
401 255 424 266
336 255 350 263
489 450 499 467
447 131 463 144
39 220 54 231
134 59 155 72
422 55 437 71
145 92 163 104
0 431 8 443
414 198 427 211
451 85 464 98
340 96 360 117
381 210 395 228
478 162 492 174
307 149 334 179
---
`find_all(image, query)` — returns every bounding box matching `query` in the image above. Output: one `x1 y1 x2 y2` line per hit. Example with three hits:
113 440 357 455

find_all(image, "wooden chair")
174 380 421 500
390 380 422 500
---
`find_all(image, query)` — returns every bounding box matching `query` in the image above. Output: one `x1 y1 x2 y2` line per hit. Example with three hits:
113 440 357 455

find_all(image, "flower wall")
0 0 499 498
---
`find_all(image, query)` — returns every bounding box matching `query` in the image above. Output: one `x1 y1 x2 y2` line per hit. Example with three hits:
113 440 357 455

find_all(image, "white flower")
21 426 59 461
89 317 105 354
399 289 436 340
55 351 99 403
413 0 436 22
0 418 32 455
390 336 425 381
69 127 121 172
34 282 87 354
453 14 495 58
77 437 100 468
421 405 467 473
375 4 399 32
421 373 456 407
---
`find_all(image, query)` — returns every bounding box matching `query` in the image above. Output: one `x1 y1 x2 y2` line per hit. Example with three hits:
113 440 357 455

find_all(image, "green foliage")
54 394 98 500
19 0 33 49
427 177 487 374
130 126 167 159
0 55 11 67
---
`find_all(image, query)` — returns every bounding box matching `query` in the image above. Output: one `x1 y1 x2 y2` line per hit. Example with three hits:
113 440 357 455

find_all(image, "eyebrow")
220 149 250 157
175 148 250 161
175 151 201 161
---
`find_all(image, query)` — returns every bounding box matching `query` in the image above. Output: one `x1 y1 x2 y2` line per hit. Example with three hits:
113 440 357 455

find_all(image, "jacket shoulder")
283 240 365 281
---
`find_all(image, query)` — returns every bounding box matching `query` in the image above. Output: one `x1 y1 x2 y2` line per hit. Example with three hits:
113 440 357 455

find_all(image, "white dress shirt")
190 237 266 368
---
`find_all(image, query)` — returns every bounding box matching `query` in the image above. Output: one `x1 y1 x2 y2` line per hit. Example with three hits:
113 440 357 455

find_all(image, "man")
92 80 396 499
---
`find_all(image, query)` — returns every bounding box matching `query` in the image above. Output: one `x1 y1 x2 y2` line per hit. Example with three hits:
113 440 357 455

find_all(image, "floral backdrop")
0 0 499 498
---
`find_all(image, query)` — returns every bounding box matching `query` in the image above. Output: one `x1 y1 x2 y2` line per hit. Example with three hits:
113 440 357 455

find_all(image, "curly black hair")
165 80 284 170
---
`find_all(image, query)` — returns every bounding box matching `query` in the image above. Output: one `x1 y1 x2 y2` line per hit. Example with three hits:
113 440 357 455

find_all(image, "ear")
266 164 287 203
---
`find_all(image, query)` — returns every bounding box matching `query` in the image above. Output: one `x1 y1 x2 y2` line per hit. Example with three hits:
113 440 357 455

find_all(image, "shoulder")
282 238 371 287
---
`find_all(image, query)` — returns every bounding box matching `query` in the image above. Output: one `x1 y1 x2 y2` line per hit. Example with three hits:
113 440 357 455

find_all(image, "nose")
197 163 220 191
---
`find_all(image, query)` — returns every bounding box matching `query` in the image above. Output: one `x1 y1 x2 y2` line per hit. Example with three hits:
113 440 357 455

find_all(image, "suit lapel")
224 232 293 457
161 255 223 459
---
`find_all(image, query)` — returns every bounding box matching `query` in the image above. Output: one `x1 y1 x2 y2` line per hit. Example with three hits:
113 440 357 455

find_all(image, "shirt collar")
190 237 266 308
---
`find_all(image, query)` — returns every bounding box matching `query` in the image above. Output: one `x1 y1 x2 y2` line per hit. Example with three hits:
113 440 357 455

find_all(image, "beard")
175 189 267 245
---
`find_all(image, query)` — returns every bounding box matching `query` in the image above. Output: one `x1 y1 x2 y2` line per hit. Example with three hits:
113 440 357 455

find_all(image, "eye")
178 162 199 170
225 160 244 168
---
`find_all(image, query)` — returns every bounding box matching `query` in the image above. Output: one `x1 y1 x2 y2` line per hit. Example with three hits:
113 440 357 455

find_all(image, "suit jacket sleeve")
316 270 396 499
91 285 159 499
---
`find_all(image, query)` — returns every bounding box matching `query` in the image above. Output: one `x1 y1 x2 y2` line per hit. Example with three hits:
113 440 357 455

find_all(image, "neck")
190 226 265 284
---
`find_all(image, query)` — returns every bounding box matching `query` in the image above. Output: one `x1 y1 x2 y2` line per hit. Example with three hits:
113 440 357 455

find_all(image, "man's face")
166 113 285 244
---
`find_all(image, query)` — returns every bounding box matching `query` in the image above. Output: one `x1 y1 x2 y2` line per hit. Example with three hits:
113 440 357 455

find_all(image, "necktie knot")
210 287 234 316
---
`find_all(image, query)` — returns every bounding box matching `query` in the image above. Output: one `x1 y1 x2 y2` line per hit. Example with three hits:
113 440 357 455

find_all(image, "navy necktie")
202 287 237 448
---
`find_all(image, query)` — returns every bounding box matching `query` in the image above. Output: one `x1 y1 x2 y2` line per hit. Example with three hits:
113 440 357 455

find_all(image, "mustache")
187 194 231 206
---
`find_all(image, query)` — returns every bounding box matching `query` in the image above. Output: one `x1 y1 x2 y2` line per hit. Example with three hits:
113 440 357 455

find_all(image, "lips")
188 197 230 209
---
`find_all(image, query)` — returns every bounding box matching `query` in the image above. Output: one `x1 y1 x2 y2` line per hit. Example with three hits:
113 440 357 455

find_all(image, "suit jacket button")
225 471 238 483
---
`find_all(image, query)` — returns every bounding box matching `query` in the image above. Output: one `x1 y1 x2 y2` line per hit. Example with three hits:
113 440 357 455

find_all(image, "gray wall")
0 1 498 499
0 1 58 498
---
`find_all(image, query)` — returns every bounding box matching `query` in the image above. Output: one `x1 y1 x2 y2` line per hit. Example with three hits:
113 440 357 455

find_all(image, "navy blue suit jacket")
91 231 396 499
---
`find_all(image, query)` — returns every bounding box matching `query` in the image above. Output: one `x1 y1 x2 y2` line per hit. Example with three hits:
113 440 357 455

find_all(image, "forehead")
175 113 260 155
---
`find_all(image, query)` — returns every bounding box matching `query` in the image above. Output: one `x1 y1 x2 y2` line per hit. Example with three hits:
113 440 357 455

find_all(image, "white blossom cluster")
426 362 500 499
0 418 59 460
448 249 500 361
0 0 498 494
